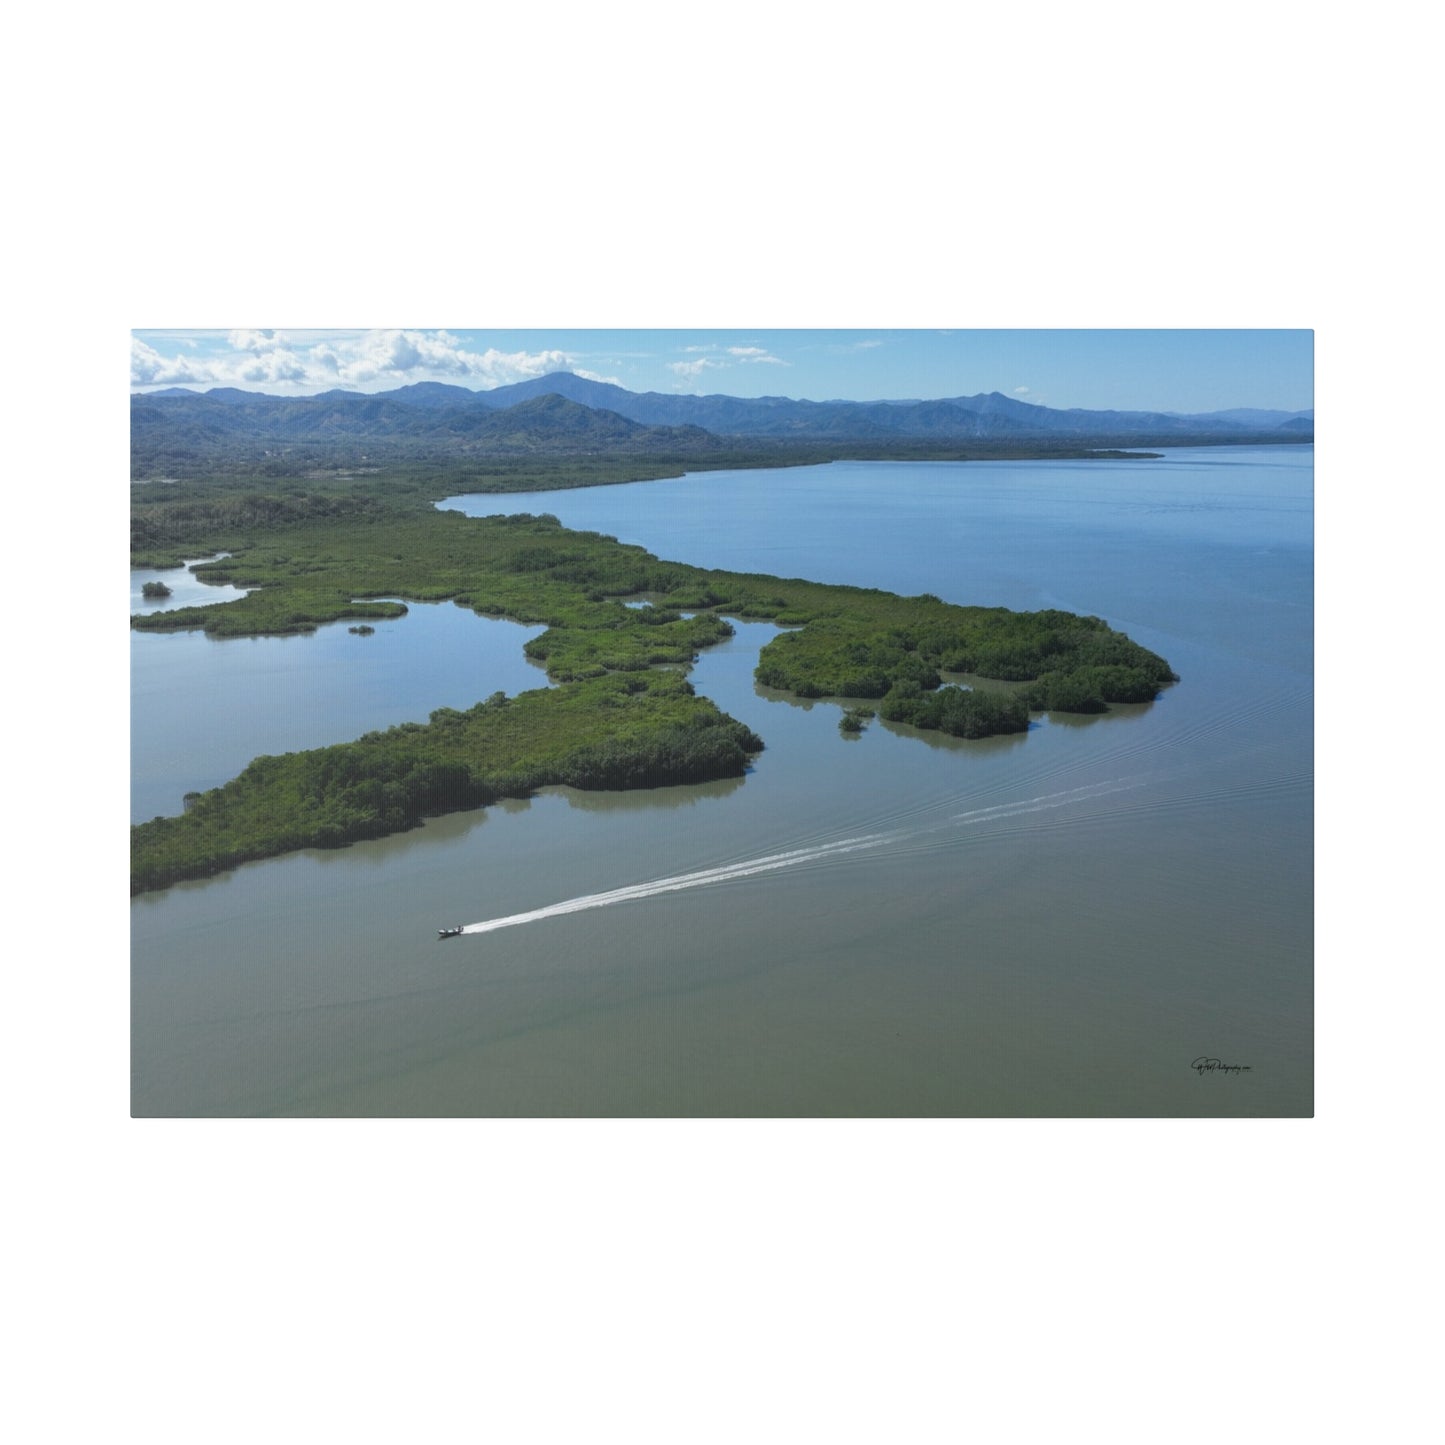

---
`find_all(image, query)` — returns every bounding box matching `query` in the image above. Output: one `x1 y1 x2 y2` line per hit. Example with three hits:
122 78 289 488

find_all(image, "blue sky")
130 328 1313 414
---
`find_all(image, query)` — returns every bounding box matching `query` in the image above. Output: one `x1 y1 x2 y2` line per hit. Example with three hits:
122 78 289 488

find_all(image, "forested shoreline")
131 467 1176 894
132 674 763 894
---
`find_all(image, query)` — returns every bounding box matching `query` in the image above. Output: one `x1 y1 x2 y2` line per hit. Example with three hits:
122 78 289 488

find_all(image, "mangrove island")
131 462 1176 894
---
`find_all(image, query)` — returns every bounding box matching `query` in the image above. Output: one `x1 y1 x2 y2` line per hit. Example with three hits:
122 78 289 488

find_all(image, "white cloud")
666 344 786 386
1013 385 1030 395
228 329 281 352
574 368 623 386
130 337 216 387
467 345 572 386
819 338 884 356
326 332 572 388
240 350 310 384
726 346 786 365
131 330 576 394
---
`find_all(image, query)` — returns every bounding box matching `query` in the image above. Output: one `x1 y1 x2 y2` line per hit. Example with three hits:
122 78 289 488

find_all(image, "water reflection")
304 807 493 874
875 715 1033 756
131 599 551 822
547 775 746 813
131 553 252 612
753 679 1039 756
1042 708 1118 730
130 865 244 908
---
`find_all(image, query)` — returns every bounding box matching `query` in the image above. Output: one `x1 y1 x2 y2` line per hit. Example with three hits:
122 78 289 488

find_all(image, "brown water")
132 446 1312 1115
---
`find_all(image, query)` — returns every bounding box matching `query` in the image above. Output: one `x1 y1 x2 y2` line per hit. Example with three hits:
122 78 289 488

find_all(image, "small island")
130 474 1176 894
141 580 172 599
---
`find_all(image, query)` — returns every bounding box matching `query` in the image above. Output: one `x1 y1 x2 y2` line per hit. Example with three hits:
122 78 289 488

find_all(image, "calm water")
131 446 1313 1116
131 595 549 823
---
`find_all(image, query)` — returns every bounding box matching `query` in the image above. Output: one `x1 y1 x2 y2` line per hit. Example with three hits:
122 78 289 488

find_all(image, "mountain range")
131 374 1312 474
436 373 1312 439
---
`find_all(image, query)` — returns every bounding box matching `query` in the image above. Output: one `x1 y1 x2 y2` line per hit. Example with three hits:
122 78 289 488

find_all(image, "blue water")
130 590 548 822
132 445 1312 1116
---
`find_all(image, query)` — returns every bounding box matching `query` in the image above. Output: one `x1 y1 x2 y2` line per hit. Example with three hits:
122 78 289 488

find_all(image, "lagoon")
131 594 549 823
131 445 1312 1116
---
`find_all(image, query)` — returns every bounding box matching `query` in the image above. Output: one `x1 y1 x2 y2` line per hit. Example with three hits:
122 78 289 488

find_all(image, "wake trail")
457 778 1142 939
461 834 892 936
944 779 1141 827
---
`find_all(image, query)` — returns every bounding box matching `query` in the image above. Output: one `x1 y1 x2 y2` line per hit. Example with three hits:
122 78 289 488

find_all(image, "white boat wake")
461 833 887 936
455 778 1140 938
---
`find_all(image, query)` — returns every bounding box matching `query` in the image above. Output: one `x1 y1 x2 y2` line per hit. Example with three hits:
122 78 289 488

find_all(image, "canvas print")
130 328 1313 1117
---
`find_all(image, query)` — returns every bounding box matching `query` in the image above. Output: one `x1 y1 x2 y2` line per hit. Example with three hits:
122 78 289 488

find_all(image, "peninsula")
131 468 1175 895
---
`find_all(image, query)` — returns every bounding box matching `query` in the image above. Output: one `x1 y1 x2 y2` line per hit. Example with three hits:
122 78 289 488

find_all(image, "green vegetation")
132 673 762 894
130 464 1176 893
752 604 1174 716
879 682 1030 738
140 580 171 599
132 429 1168 487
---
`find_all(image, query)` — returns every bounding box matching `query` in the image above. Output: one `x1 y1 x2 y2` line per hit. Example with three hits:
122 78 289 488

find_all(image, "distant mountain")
1189 407 1314 428
379 381 489 410
130 386 715 472
131 374 1312 476
440 393 713 449
454 373 1311 441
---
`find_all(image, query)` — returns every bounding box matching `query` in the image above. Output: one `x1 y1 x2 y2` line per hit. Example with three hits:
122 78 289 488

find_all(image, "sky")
129 328 1313 415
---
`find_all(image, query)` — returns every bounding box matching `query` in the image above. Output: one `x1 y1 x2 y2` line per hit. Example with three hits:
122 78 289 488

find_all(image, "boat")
437 926 464 940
